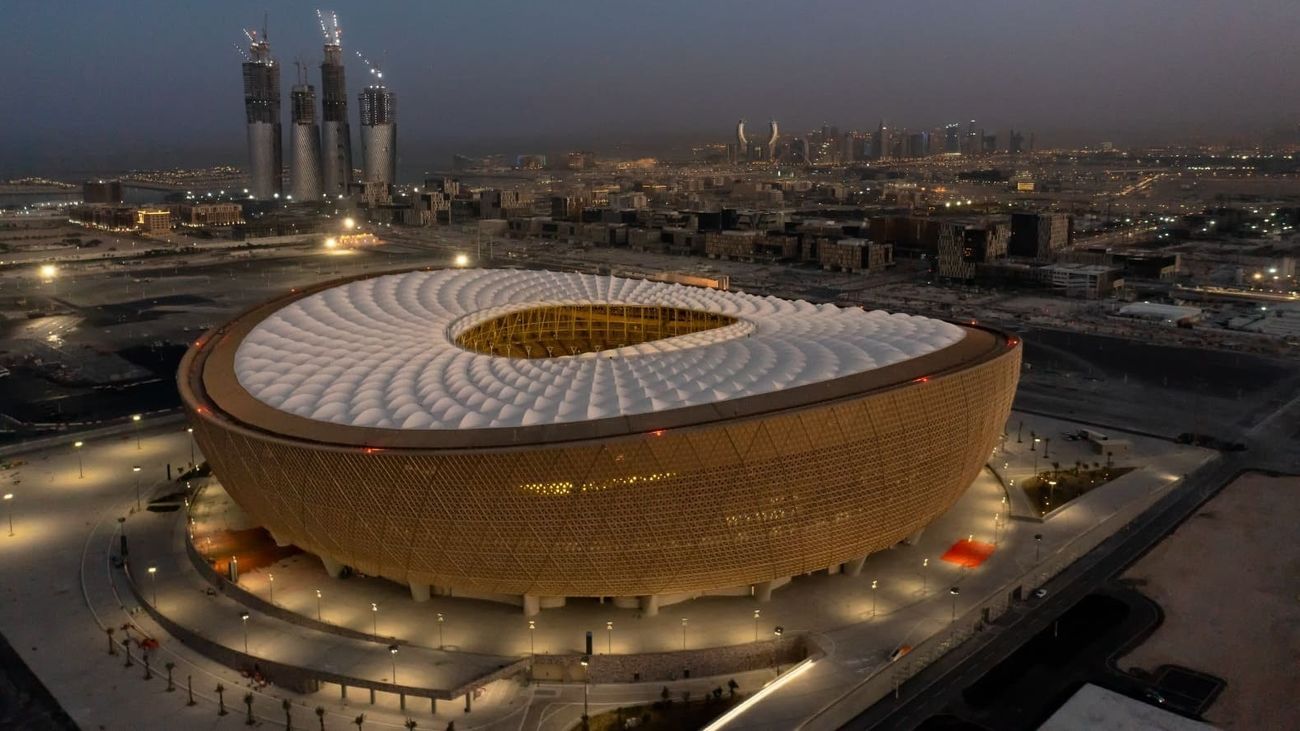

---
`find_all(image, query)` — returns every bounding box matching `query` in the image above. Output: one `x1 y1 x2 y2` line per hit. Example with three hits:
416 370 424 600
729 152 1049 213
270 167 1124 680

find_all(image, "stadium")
179 268 1020 614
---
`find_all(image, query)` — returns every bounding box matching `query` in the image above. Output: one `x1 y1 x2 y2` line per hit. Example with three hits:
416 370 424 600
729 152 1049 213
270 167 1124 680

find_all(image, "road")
843 386 1300 729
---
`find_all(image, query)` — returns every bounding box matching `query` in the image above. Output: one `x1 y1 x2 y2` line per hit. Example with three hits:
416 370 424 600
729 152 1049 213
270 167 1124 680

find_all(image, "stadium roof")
232 269 966 431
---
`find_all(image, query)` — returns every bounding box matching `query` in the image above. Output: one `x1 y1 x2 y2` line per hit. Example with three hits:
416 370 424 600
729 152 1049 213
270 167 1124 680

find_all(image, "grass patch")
585 687 747 730
1022 463 1134 516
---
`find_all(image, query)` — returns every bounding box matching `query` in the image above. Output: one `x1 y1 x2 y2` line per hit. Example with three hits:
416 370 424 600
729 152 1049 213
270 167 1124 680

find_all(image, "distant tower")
766 120 780 161
241 24 282 199
317 10 353 197
736 120 748 162
357 53 396 185
289 63 322 200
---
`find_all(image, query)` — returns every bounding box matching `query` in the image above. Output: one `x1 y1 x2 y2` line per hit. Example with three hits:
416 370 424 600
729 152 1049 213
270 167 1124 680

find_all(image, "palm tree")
244 693 255 726
216 683 228 716
353 713 365 730
316 706 327 731
404 720 418 730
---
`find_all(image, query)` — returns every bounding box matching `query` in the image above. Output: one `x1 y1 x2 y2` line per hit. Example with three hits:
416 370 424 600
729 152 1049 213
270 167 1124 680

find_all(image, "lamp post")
871 579 878 618
922 558 929 594
437 612 445 649
949 587 960 622
133 414 142 450
315 589 322 621
371 603 378 635
773 627 784 674
389 645 398 685
74 441 84 478
1030 432 1037 451
993 514 1001 546
186 427 195 468
147 566 158 605
1034 533 1043 561
1043 437 1051 459
240 611 250 653
528 619 535 656
267 573 274 604
579 655 590 726
1017 420 1023 443
753 609 760 642
132 465 142 512
3 493 12 537
680 617 688 651
606 621 613 654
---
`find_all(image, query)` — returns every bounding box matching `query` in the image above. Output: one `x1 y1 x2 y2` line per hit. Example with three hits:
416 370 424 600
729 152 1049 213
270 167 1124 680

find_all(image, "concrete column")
368 688 376 704
844 556 867 577
826 563 842 575
399 693 406 710
320 555 344 579
902 528 925 546
754 581 774 603
431 698 437 714
523 594 540 617
464 692 472 713
340 685 347 700
409 582 431 603
638 594 660 617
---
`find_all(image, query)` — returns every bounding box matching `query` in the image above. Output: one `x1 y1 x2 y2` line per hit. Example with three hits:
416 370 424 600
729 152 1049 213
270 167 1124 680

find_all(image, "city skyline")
4 0 1300 175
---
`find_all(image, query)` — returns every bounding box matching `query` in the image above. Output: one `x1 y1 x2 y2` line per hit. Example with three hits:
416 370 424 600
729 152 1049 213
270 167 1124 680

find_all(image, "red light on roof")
650 429 666 437
363 447 384 454
913 376 930 384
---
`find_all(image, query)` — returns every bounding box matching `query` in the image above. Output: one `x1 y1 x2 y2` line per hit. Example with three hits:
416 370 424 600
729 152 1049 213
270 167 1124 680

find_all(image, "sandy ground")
1119 472 1300 729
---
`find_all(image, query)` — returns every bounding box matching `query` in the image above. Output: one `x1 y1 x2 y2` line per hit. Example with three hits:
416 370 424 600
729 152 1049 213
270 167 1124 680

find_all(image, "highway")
843 387 1300 730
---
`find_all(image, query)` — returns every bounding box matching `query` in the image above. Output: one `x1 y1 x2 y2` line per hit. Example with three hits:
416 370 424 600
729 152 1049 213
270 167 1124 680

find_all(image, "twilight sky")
3 0 1299 175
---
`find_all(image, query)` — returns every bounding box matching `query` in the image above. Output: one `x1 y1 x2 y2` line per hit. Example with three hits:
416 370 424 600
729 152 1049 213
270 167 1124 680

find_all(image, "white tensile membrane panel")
233 269 966 430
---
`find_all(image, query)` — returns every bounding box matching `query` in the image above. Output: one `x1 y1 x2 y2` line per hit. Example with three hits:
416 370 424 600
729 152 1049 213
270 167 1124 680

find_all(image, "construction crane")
316 9 342 46
355 50 384 82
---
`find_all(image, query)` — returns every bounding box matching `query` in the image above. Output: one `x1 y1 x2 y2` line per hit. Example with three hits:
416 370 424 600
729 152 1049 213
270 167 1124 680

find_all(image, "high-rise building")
359 84 396 185
318 12 353 198
83 180 123 204
289 65 322 201
242 28 282 199
944 124 960 154
1009 212 1073 259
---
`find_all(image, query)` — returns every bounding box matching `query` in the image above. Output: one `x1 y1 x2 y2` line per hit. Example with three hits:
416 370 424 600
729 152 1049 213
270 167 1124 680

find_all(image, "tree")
445 723 455 731
353 713 365 730
713 686 723 701
244 693 255 726
405 720 418 730
216 683 228 716
660 686 671 705
316 706 327 731
728 678 739 697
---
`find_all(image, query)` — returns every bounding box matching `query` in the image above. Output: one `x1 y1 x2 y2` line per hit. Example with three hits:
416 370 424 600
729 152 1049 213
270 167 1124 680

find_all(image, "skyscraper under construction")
289 64 322 200
317 10 353 197
242 27 282 199
359 82 396 185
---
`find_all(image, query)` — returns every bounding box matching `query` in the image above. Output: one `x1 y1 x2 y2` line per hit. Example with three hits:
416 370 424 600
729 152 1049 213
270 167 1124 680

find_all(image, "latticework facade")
180 270 1021 599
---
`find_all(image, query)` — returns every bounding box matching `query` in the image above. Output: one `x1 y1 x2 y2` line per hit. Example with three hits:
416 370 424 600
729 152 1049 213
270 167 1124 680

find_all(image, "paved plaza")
0 412 1213 730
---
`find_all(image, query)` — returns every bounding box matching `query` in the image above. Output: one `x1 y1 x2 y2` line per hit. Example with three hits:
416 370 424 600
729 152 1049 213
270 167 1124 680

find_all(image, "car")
888 645 913 662
1033 588 1048 599
1143 689 1167 705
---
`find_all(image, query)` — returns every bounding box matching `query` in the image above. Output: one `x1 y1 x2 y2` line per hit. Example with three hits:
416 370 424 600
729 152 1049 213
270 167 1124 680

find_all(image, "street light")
949 587 960 622
74 441 84 479
147 566 158 605
343 217 356 230
871 579 879 617
4 493 13 537
606 620 613 654
579 655 590 724
133 465 142 512
922 558 929 594
39 264 58 281
186 427 195 467
389 645 399 685
133 414 142 450
267 573 274 604
753 609 760 642
453 253 470 268
680 617 688 651
315 589 322 621
528 619 535 656
240 611 250 653
1034 533 1043 561
437 612 445 649
773 627 785 674
993 513 1001 546
371 602 378 635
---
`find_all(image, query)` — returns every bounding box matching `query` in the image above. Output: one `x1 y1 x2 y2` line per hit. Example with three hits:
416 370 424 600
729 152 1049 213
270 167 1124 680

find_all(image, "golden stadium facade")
179 268 1020 611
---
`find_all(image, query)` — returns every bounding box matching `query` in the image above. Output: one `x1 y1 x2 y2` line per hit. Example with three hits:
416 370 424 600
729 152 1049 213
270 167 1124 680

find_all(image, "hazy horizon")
4 0 1300 177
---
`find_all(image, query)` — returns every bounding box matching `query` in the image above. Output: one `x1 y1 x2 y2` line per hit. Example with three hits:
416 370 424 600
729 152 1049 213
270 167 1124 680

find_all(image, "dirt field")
1119 472 1300 728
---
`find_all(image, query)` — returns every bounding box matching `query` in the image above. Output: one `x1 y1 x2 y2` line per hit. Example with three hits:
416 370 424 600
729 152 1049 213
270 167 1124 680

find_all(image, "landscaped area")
585 684 746 730
1021 462 1133 516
